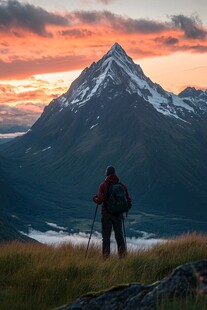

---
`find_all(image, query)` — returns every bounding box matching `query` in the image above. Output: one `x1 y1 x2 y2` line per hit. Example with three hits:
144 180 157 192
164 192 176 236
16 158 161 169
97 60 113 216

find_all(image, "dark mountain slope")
0 157 36 242
1 44 207 235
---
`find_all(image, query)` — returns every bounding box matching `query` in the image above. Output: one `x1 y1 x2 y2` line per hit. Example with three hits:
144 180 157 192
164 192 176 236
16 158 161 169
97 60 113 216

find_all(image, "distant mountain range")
1 43 207 238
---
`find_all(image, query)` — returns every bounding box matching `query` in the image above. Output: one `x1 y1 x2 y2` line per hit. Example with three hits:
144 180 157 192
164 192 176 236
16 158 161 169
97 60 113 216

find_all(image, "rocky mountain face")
179 87 207 113
1 43 207 235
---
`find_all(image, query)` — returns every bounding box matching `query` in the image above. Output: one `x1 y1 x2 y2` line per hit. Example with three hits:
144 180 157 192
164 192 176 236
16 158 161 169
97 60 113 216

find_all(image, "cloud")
96 0 118 4
72 10 168 34
0 103 41 131
155 36 179 45
0 75 70 131
70 11 207 40
121 18 167 34
46 222 67 231
0 55 91 79
0 0 69 37
0 81 53 105
25 228 165 250
59 28 93 38
0 4 207 84
0 2 206 44
183 65 207 72
171 14 207 39
190 45 207 53
80 0 119 5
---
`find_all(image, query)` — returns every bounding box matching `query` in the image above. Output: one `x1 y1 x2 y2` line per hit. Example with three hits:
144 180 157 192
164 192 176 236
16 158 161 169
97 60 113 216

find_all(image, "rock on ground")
58 260 207 310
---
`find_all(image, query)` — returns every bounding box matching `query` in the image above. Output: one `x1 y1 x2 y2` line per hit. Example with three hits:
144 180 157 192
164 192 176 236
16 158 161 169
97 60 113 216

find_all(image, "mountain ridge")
1 43 207 236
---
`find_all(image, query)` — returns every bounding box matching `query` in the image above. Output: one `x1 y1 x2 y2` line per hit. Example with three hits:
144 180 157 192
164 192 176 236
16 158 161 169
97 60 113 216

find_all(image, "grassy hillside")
0 233 206 310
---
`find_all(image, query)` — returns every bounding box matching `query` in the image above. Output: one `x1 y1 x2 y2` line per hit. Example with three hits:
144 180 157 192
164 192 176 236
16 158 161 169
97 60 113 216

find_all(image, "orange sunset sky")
1 0 207 134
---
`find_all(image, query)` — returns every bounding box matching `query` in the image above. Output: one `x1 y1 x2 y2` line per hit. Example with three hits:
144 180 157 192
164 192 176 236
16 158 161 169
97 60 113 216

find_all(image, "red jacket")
93 174 132 214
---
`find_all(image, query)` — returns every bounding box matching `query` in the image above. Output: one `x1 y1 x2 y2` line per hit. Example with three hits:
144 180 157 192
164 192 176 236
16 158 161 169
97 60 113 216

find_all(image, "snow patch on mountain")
90 123 99 130
42 146 51 152
25 147 32 154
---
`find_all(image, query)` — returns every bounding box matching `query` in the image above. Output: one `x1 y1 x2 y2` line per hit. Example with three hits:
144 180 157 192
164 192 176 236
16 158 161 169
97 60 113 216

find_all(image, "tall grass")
0 233 206 310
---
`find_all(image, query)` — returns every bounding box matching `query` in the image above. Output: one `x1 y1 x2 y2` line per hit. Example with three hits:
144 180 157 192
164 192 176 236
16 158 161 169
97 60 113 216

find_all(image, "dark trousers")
102 212 127 258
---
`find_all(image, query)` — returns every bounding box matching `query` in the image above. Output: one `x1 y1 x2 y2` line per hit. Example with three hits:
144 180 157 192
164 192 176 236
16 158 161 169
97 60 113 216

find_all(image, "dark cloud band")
59 28 93 38
72 10 168 34
155 36 179 45
0 1 206 41
0 0 69 36
70 10 207 38
171 14 207 39
96 0 118 4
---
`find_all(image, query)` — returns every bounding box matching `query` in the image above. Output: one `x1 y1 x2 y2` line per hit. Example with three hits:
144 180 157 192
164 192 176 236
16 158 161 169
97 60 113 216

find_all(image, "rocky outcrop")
58 260 207 310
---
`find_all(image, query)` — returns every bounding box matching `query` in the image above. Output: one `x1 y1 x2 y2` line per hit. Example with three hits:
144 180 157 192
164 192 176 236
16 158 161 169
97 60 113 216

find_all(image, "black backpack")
106 182 130 214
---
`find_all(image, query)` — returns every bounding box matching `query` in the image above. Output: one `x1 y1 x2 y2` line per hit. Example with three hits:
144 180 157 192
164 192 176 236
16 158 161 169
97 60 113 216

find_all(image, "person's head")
105 165 116 176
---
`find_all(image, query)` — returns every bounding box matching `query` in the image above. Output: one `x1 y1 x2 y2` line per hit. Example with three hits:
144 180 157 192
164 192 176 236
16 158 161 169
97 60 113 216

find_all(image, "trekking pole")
85 204 98 258
122 215 127 252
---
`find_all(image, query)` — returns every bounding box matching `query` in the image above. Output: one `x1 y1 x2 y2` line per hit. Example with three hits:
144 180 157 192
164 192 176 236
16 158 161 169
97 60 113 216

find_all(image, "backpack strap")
104 180 113 201
104 181 120 215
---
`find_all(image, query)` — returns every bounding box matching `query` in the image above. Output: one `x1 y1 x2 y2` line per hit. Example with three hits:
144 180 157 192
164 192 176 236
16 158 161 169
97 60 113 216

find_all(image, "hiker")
93 166 132 259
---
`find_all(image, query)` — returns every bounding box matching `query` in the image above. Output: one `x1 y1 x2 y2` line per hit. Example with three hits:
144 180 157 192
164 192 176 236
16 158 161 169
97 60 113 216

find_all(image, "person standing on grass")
93 166 132 259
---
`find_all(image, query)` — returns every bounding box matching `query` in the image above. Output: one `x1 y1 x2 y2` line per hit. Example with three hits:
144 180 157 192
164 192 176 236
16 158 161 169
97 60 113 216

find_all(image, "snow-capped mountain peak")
102 42 141 73
105 42 128 60
179 87 207 113
57 43 196 121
